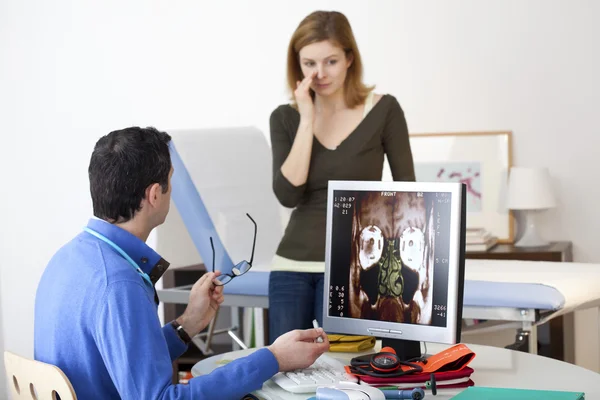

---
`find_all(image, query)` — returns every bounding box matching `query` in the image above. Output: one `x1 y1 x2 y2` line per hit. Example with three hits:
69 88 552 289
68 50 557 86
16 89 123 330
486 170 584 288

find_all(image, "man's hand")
267 328 330 372
176 272 224 338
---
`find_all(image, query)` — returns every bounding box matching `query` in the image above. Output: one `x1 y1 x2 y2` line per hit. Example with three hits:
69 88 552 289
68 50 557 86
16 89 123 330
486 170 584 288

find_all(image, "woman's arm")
270 110 313 208
270 72 317 208
271 71 317 208
280 117 313 187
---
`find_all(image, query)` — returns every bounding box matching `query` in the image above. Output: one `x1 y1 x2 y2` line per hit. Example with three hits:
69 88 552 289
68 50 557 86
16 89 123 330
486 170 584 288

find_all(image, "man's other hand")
177 272 225 337
267 328 330 372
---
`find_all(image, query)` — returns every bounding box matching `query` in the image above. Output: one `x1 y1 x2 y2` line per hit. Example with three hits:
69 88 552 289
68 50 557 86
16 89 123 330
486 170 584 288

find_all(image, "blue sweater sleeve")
95 280 279 399
162 323 188 362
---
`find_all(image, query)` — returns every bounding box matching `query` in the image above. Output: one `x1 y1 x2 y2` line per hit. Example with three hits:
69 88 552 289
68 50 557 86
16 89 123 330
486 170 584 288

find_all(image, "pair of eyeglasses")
210 213 257 286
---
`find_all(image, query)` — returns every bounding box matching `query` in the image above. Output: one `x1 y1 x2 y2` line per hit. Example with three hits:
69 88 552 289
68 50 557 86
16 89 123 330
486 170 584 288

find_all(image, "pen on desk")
312 319 324 343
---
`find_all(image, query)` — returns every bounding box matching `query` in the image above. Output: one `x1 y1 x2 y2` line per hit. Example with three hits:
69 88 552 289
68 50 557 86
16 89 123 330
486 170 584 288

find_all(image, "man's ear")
146 183 162 208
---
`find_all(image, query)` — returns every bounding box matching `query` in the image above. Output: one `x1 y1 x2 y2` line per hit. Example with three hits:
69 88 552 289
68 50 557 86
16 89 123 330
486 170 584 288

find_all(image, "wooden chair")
3 351 77 400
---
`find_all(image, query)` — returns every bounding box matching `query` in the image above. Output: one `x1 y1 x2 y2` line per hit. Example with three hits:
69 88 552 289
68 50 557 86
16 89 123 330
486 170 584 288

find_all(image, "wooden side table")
466 241 572 262
466 241 574 362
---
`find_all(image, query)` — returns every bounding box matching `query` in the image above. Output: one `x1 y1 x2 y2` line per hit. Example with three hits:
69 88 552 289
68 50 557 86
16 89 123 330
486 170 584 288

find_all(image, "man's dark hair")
89 126 172 223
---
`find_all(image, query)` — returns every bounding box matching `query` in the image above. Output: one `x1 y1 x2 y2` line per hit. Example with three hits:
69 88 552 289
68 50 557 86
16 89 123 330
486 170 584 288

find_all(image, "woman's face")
298 40 353 97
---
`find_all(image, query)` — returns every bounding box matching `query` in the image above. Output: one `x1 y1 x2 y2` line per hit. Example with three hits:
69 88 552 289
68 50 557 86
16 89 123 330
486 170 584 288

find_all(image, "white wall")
1 0 600 390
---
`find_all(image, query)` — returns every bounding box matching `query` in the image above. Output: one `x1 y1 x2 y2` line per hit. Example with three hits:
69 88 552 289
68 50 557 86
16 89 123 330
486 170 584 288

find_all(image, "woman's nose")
317 65 326 79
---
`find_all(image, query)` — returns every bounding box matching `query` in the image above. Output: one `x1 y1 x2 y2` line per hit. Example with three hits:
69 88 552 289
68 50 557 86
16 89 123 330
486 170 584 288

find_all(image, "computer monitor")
322 181 466 361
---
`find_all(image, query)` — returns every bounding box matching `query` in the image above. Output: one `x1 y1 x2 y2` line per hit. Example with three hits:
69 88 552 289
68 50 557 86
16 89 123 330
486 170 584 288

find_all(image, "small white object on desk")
313 319 324 343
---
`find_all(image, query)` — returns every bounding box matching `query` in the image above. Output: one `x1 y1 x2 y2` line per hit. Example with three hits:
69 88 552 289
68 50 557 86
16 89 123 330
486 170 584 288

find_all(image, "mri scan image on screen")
324 181 465 346
328 189 451 327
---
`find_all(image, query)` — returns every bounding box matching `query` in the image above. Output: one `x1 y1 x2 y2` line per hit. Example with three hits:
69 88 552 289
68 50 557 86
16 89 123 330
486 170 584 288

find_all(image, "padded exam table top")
223 258 600 321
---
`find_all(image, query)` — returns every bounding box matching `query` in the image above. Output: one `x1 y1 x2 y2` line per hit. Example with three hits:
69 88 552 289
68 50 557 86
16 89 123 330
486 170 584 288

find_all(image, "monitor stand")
381 337 422 361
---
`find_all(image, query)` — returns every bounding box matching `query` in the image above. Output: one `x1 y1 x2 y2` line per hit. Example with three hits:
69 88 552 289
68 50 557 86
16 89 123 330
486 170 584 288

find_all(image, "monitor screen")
323 181 466 346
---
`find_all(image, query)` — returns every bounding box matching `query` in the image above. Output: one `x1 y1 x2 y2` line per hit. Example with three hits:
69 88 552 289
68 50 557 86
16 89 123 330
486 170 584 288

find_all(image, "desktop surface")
192 343 600 399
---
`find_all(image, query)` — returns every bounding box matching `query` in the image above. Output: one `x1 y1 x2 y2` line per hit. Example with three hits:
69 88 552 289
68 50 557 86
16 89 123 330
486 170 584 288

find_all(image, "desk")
192 343 600 399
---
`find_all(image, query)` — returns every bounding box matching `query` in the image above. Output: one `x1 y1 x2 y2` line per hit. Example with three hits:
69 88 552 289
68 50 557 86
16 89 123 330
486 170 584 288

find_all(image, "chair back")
3 351 77 400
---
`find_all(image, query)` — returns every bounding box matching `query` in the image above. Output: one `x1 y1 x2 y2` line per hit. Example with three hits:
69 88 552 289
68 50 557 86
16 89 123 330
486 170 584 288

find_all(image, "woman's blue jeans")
268 271 325 344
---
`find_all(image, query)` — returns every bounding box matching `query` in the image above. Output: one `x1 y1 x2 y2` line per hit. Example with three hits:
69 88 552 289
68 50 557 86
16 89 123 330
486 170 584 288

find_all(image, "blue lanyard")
83 227 154 287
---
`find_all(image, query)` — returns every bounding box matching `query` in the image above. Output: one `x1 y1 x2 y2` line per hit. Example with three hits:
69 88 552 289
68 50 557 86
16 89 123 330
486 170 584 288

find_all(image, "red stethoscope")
350 346 424 378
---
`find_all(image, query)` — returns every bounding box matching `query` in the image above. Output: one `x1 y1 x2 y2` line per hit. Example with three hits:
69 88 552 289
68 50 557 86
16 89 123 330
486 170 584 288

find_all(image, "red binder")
355 366 475 388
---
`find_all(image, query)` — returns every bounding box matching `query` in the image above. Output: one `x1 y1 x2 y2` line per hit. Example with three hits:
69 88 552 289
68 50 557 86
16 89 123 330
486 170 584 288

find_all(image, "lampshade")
507 167 557 210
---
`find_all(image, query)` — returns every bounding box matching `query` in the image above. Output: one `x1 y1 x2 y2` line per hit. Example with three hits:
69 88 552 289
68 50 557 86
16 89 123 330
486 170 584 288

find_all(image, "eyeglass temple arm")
210 237 215 273
246 213 257 265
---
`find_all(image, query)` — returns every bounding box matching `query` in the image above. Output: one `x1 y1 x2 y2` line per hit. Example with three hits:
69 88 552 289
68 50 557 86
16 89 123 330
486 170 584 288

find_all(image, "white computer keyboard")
271 353 358 394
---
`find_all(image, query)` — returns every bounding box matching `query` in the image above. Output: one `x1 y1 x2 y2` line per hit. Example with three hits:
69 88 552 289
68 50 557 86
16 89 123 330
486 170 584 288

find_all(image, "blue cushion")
220 274 565 312
463 280 565 311
222 271 270 296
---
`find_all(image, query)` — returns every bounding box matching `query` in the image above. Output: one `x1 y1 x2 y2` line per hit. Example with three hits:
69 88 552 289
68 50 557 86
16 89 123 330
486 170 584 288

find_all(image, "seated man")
34 126 330 399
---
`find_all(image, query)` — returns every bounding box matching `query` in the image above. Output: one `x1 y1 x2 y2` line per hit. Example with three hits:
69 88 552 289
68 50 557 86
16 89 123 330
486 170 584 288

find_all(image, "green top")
269 94 416 262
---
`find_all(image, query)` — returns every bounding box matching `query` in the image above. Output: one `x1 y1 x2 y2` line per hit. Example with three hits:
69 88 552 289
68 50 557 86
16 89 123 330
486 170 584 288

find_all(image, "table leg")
506 324 537 354
525 321 538 355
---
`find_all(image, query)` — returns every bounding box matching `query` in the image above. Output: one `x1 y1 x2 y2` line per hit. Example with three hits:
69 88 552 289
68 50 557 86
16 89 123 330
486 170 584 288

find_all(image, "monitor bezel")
322 180 465 345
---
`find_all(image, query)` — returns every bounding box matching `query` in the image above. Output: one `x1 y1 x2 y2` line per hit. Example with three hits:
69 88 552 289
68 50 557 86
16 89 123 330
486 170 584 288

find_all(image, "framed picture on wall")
408 131 514 243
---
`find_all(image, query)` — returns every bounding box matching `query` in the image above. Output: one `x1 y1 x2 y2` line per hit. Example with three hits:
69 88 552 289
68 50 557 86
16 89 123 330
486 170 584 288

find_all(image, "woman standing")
268 10 416 343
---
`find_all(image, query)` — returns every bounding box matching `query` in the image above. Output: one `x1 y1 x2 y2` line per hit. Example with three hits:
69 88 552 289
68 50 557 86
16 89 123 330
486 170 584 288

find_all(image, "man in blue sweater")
34 126 330 399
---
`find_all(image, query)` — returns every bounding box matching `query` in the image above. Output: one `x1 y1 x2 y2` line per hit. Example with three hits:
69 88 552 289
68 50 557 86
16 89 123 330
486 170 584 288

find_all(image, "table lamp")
506 167 556 247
